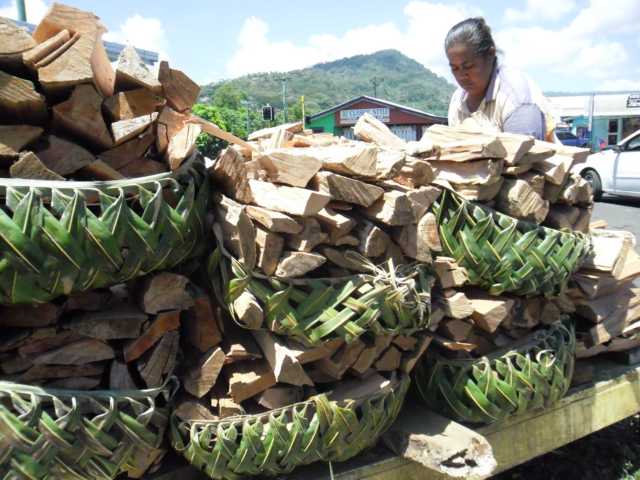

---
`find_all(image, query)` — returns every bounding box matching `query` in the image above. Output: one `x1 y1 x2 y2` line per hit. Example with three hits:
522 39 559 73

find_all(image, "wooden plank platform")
150 359 640 480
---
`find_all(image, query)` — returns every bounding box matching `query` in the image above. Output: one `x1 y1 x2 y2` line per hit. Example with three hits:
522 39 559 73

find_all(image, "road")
593 195 640 240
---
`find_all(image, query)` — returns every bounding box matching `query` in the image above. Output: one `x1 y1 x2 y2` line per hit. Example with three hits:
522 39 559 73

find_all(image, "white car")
573 129 640 200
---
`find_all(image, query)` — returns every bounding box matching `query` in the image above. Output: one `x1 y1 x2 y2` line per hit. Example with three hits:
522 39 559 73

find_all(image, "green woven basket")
0 153 209 304
170 373 409 479
0 379 176 479
414 320 575 424
208 237 433 346
432 189 591 296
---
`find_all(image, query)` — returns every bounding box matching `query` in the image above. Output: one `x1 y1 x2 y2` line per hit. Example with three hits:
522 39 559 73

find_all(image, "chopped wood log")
582 229 633 276
393 157 434 188
544 204 580 230
0 125 43 161
115 45 162 92
575 289 636 323
439 290 474 319
249 122 304 141
123 310 180 363
111 112 158 146
103 89 165 122
511 298 542 329
156 106 189 155
138 272 194 314
287 338 344 364
52 84 113 149
438 318 474 341
167 122 201 170
252 331 313 386
191 116 256 152
496 178 549 223
450 177 504 202
216 195 257 270
232 290 264 329
183 294 222 352
246 205 302 234
308 144 378 177
209 149 261 203
275 251 326 278
109 360 138 390
184 347 225 398
433 257 468 289
401 334 433 373
227 360 277 403
258 386 304 410
0 17 36 66
363 190 415 226
98 129 155 170
258 149 323 187
218 397 246 418
432 159 503 185
0 302 61 328
428 137 507 162
587 295 640 346
31 32 79 69
321 247 369 273
0 70 47 123
332 234 360 247
138 331 180 388
358 220 390 257
520 171 546 197
118 158 167 177
22 364 105 382
432 334 477 352
349 342 379 375
286 217 327 252
10 151 64 180
406 186 442 220
248 179 331 216
396 219 432 263
32 339 114 366
374 345 402 371
573 206 592 233
0 356 33 375
315 207 356 241
35 135 94 175
394 335 418 351
77 159 125 180
47 377 101 390
312 171 384 207
223 321 263 363
22 28 69 67
354 112 405 150
316 339 366 380
158 61 200 112
532 154 574 185
539 299 562 326
375 148 406 179
18 331 83 357
175 399 218 422
467 291 515 333
66 304 147 340
255 227 284 276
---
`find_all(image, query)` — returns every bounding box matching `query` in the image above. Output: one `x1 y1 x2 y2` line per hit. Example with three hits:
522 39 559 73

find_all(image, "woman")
445 17 555 141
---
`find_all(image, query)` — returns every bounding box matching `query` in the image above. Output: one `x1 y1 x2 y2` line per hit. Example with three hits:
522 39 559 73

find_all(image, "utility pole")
240 99 251 137
372 77 383 98
17 0 26 21
281 76 289 123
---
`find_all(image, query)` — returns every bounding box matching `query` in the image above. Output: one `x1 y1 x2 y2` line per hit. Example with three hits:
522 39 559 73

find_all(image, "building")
547 92 640 151
306 96 447 142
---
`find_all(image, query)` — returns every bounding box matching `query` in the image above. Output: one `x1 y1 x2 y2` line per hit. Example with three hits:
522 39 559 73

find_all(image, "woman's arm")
503 103 545 140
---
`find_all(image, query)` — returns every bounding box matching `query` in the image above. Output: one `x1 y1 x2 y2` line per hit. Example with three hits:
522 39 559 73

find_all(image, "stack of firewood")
0 5 206 181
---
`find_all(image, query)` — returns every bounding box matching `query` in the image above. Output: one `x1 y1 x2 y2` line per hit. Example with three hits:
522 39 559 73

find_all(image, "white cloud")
504 0 576 23
104 14 169 62
599 79 640 91
0 0 48 23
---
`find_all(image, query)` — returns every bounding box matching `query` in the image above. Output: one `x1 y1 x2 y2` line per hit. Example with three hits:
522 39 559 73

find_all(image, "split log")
0 125 43 161
450 177 503 202
158 61 200 112
363 190 415 226
432 159 503 185
439 290 474 319
232 290 264 329
433 257 468 289
22 28 69 68
10 151 64 180
544 204 580 230
354 112 406 150
209 147 258 204
227 360 277 403
312 171 384 207
138 331 180 388
174 399 218 422
321 247 368 272
32 339 114 366
0 70 47 123
375 148 405 179
315 207 356 241
115 45 162 92
249 122 303 141
18 331 82 357
66 304 147 340
138 272 194 314
216 195 257 270
401 335 433 373
0 302 61 328
358 220 390 257
255 227 284 275
103 89 165 121
22 364 105 382
396 217 432 263
99 128 155 170
406 186 442 220
590 219 608 230
30 31 79 70
252 331 313 386
183 347 225 398
287 338 344 364
222 321 263 363
248 179 331 216
438 319 474 342
167 122 201 170
183 294 222 352
374 346 402 371
109 360 138 390
78 159 124 180
35 135 94 175
582 229 633 276
111 112 158 146
467 291 515 333
520 171 546 197
123 310 181 363
573 206 592 233
258 149 323 187
286 218 327 252
275 251 326 278
156 106 189 156
532 154 574 185
393 157 434 188
315 339 366 380
0 17 36 67
575 289 636 323
218 397 245 418
331 235 360 247
307 143 378 177
118 158 167 177
428 137 506 162
495 178 549 223
246 205 302 234
587 294 640 346
1 356 33 375
258 387 304 410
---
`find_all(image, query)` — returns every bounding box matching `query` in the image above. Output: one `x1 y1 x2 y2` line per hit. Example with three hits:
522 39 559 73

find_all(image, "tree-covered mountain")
200 50 456 117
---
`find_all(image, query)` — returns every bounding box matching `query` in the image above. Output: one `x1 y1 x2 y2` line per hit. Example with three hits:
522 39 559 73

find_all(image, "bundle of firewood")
0 4 206 181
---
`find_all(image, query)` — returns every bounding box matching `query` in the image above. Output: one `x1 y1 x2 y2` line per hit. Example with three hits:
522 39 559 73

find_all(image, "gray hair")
444 17 496 58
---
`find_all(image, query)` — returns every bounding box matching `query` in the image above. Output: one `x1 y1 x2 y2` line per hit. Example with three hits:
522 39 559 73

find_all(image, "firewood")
582 229 632 276
192 116 256 152
332 235 360 247
114 45 161 92
98 129 155 170
138 330 180 388
32 338 115 366
138 272 194 314
363 190 415 226
393 336 418 351
47 377 101 390
321 247 369 273
227 360 277 403
183 347 225 398
439 290 474 319
22 364 105 382
393 157 434 188
0 302 61 328
354 113 405 150
124 310 180 362
450 177 503 202
406 186 442 220
218 397 246 418
109 360 138 390
308 144 378 177
35 135 94 175
495 178 549 223
428 137 506 162
0 17 36 66
165 122 200 170
315 207 356 241
432 334 477 353
396 219 432 263
0 330 31 354
511 298 542 329
544 204 580 230
52 84 113 149
248 179 331 216
316 339 366 379
467 291 515 333
257 149 323 187
311 171 384 208
587 295 640 346
520 171 546 197
432 159 503 186
287 338 344 364
222 321 263 363
532 154 574 185
575 289 636 323
183 294 222 352
433 257 468 289
374 345 402 371
252 331 313 386
286 217 327 252
438 318 473 342
573 206 592 233
10 151 64 180
118 158 168 177
175 399 218 422
375 148 405 179
0 356 33 375
158 61 200 112
111 112 158 146
401 334 433 373
66 304 147 340
103 89 164 122
349 342 379 375
258 386 304 410
156 106 189 155
358 220 390 257
0 125 43 161
255 227 284 275
232 290 264 329
0 70 47 123
246 205 302 234
77 159 125 180
31 32 79 69
18 331 83 357
216 195 257 270
22 28 69 68
249 122 303 141
275 251 326 278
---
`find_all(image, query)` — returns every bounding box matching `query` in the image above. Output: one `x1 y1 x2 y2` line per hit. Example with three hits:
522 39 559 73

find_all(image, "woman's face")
446 43 495 99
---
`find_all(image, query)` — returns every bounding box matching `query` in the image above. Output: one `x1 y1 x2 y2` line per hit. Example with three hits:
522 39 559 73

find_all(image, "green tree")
191 103 227 158
212 83 247 110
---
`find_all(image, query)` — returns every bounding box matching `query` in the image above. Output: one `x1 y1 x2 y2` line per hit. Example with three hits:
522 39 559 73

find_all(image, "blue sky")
2 0 639 92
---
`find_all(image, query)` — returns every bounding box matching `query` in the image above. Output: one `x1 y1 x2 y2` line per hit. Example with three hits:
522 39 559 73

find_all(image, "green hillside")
200 49 456 117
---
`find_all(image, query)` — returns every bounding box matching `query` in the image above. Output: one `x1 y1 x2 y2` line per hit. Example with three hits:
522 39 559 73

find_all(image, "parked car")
556 130 589 148
572 129 640 200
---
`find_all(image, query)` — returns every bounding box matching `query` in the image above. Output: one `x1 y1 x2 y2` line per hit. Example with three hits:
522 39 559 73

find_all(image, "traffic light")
262 104 275 121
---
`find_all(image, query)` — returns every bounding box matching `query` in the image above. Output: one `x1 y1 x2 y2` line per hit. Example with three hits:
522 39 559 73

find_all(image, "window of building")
622 117 640 140
608 118 619 145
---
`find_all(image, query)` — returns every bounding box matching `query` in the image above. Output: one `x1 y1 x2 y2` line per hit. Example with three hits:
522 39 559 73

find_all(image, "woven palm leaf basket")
0 153 209 305
0 378 176 479
207 229 433 346
414 320 575 425
170 373 409 479
432 189 591 297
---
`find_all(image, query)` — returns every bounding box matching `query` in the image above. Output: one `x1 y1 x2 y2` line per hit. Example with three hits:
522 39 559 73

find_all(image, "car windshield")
557 131 577 140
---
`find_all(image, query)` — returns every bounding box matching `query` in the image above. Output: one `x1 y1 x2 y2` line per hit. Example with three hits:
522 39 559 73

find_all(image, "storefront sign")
339 107 390 124
627 94 640 108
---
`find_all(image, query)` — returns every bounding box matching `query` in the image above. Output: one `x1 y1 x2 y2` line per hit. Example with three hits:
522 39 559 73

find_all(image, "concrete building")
547 92 640 151
306 96 447 142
